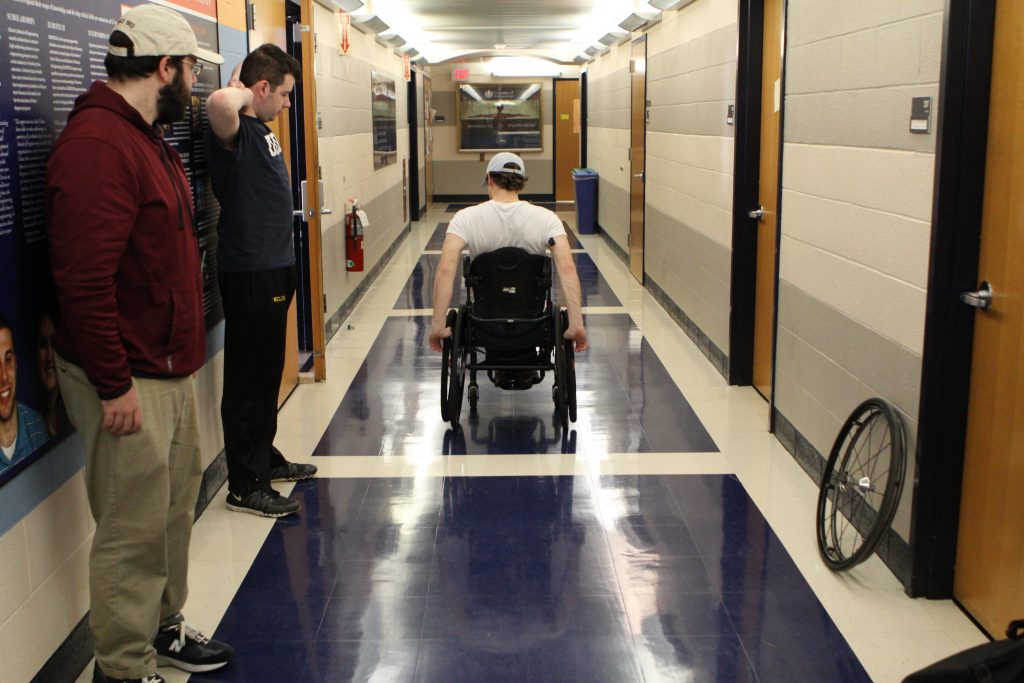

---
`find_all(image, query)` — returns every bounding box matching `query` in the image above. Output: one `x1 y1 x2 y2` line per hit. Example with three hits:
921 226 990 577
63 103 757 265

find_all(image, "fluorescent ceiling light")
351 14 389 34
573 54 593 64
329 0 364 11
489 57 563 78
584 44 608 57
380 33 406 47
460 85 484 102
598 31 629 46
648 0 697 9
619 11 659 31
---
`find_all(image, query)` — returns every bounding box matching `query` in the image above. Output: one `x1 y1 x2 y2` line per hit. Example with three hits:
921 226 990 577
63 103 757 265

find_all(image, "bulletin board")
457 82 542 152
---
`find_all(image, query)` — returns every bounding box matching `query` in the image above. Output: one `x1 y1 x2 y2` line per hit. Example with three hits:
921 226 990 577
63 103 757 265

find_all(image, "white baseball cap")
485 152 527 178
108 4 224 65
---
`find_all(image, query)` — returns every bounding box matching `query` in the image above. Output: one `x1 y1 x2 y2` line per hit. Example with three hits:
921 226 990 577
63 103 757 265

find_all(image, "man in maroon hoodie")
46 6 233 683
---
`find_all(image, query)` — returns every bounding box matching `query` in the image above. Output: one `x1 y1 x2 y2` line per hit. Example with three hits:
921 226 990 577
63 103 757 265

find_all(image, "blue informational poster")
0 0 223 485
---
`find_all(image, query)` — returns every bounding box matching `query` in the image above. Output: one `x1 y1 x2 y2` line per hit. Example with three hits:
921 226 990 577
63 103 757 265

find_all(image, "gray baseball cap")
108 4 224 65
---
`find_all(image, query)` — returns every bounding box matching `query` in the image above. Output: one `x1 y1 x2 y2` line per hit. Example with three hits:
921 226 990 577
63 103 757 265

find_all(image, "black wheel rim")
816 399 906 571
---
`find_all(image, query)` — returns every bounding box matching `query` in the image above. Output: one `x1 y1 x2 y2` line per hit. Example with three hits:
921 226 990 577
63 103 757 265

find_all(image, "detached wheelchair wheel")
440 309 457 422
446 307 467 429
553 309 569 429
816 398 906 571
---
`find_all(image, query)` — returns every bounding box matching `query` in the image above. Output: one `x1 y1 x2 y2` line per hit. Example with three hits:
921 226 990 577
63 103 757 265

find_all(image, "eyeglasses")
174 58 203 77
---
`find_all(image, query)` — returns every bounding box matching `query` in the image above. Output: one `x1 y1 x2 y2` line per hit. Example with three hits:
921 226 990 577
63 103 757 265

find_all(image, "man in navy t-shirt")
206 44 315 518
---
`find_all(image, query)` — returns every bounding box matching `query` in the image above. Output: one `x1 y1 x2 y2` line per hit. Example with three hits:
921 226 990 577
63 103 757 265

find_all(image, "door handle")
320 208 333 215
293 210 303 217
748 205 765 220
633 171 644 181
960 281 993 310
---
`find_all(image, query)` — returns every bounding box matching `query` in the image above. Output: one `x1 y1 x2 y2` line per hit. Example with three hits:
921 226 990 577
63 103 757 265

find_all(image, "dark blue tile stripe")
312 314 716 456
203 476 870 683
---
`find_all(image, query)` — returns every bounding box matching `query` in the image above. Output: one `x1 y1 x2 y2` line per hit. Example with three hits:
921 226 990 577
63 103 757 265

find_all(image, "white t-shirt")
447 200 566 261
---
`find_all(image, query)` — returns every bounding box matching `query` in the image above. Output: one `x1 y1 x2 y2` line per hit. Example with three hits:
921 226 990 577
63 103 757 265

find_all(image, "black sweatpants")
219 265 295 496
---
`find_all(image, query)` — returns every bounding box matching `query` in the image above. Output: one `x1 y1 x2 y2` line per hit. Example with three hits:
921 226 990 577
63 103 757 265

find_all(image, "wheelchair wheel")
440 309 457 422
816 398 906 571
446 307 467 429
561 310 577 423
553 309 569 429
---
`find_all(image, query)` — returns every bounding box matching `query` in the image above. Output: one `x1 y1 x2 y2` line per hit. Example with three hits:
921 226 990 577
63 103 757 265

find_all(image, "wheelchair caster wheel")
468 384 479 411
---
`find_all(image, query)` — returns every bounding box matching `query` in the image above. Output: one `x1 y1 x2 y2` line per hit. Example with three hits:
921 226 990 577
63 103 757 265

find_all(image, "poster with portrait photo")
0 0 222 486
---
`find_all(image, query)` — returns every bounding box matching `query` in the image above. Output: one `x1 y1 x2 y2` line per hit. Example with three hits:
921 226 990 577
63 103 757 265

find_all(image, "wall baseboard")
31 614 92 683
773 408 912 588
325 223 412 344
646 276 729 381
595 223 629 264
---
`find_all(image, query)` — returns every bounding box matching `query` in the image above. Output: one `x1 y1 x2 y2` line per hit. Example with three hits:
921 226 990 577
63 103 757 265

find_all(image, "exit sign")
452 66 470 81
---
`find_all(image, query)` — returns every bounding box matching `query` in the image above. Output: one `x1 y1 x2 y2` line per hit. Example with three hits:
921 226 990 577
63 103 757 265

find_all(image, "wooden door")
424 75 434 211
298 0 326 381
554 79 581 202
248 0 301 402
629 37 647 283
954 0 1024 638
752 0 784 400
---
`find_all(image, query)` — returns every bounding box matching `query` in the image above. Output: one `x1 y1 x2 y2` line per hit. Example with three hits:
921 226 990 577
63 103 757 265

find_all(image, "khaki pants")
57 355 202 680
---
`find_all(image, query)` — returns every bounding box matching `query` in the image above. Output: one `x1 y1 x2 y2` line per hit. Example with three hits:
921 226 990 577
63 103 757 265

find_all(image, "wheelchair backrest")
464 247 551 319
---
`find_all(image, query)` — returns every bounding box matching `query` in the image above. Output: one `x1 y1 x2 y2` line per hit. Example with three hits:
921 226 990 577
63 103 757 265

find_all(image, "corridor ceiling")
348 0 663 64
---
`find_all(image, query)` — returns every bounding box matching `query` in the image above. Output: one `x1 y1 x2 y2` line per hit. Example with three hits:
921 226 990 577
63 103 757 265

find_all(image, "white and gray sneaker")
153 621 234 673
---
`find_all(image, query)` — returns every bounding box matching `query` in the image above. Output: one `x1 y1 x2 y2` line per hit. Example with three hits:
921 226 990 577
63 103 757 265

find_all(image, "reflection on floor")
122 206 987 683
198 475 870 683
313 314 716 456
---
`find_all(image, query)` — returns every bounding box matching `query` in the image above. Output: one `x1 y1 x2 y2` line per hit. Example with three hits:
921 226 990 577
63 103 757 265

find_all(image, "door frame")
552 76 581 203
298 0 327 380
407 69 421 221
580 71 588 169
908 0 996 599
628 35 648 283
728 0 787 407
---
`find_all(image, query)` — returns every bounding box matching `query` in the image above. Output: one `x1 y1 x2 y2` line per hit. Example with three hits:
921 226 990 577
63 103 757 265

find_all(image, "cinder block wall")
775 0 944 563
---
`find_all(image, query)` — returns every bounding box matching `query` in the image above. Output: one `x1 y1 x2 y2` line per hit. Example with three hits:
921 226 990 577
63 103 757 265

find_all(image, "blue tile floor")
136 208 986 683
200 475 870 683
313 314 716 456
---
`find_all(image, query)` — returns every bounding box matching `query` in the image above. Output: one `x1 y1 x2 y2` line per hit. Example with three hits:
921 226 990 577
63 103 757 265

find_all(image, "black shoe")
226 489 300 517
93 664 165 683
269 461 317 482
153 621 234 673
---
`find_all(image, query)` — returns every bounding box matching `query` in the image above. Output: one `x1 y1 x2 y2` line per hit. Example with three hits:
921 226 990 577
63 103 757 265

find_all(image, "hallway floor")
81 205 986 682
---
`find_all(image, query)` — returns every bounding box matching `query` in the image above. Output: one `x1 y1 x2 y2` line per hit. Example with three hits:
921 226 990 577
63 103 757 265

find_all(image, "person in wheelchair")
428 152 588 390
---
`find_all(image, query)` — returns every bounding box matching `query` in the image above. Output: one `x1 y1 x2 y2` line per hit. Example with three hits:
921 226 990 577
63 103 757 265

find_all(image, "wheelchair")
440 247 578 431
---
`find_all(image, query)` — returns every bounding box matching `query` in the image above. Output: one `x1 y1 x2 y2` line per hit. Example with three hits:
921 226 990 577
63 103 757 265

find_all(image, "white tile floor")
77 206 986 683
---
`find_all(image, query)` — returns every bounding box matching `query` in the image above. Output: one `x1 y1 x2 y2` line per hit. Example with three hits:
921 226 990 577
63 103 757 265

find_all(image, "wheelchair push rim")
815 398 906 571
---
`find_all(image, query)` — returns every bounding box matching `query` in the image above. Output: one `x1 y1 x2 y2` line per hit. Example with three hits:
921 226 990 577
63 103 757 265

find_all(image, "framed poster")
371 71 397 169
458 83 542 152
0 0 223 486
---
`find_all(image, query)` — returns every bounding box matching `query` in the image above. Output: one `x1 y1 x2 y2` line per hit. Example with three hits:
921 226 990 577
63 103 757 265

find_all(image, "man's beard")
155 68 190 125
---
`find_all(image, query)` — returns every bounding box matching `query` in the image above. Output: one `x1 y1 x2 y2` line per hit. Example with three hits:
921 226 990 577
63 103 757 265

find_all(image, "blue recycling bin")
571 168 598 234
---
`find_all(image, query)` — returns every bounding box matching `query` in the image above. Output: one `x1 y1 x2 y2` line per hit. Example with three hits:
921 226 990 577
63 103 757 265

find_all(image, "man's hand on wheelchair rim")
564 325 588 352
429 326 451 352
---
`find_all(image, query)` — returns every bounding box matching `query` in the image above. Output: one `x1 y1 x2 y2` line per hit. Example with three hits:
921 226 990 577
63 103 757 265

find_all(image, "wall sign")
457 82 542 152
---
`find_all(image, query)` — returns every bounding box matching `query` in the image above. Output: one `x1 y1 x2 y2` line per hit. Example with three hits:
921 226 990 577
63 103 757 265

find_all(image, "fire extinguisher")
346 199 365 272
